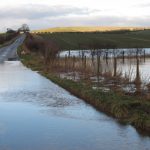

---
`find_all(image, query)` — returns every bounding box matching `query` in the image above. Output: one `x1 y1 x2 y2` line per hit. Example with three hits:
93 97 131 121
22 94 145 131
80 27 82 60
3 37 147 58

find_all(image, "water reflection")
0 61 149 150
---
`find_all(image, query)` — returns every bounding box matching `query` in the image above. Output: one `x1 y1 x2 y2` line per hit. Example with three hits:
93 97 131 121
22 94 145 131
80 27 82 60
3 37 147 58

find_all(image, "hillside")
36 29 150 49
33 26 150 33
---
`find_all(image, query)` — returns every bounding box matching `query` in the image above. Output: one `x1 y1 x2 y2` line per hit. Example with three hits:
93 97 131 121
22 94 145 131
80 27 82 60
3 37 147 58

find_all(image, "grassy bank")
18 49 150 135
37 29 150 49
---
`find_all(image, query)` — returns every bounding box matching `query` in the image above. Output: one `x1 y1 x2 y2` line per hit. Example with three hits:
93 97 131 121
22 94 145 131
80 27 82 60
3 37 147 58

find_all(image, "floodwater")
0 61 150 150
59 48 150 58
60 49 150 83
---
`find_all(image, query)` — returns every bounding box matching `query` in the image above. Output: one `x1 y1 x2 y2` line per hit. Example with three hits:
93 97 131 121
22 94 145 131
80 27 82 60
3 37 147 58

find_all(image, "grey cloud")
0 4 150 31
25 15 150 31
40 15 150 27
86 16 150 26
0 4 95 20
1 15 150 32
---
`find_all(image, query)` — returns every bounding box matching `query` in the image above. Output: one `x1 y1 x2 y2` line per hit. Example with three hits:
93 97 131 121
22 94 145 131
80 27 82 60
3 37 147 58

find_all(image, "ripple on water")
0 61 149 150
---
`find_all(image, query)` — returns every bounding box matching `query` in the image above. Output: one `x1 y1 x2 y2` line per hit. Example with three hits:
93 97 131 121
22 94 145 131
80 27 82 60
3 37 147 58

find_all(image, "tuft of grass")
111 101 129 118
131 112 150 129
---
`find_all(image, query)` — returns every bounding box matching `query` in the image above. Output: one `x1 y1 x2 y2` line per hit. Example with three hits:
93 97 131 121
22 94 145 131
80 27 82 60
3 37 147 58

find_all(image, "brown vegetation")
0 32 19 45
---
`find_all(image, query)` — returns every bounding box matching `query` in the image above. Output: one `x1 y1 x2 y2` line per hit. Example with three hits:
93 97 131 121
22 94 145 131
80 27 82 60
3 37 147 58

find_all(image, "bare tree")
18 24 30 33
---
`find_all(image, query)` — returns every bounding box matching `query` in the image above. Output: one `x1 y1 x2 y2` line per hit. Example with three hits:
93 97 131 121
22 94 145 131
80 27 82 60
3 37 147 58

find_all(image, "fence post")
113 57 117 77
122 50 125 64
135 58 141 94
82 51 84 63
143 49 146 62
105 51 108 65
84 56 87 79
73 56 76 80
65 54 67 72
97 55 100 85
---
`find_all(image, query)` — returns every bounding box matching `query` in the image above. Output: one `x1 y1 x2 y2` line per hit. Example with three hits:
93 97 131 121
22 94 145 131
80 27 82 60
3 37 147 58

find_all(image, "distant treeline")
35 30 131 34
34 29 149 34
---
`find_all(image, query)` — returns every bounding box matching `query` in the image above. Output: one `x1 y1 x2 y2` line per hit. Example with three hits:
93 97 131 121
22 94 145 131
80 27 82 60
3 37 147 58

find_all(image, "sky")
0 0 150 31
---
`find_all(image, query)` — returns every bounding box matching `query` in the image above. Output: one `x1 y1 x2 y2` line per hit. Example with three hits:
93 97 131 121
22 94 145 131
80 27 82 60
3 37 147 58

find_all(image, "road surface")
0 34 25 63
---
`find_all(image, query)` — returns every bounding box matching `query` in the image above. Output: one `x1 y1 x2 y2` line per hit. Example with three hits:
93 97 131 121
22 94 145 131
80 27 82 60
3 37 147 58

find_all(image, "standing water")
0 61 150 150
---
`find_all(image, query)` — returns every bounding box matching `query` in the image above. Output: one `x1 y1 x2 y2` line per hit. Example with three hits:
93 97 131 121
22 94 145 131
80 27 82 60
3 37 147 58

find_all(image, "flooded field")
0 61 150 150
58 49 150 95
59 48 150 58
59 49 150 77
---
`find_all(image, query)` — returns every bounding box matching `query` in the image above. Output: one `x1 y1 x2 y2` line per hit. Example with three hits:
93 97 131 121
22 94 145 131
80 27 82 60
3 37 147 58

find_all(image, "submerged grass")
19 50 150 135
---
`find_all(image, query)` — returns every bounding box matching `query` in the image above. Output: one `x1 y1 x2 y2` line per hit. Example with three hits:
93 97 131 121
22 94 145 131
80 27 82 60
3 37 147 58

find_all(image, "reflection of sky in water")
59 48 150 58
117 58 150 82
60 50 150 82
0 61 149 150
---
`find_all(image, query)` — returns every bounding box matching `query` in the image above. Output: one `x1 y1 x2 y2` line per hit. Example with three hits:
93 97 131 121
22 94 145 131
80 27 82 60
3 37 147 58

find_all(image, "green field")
37 29 150 50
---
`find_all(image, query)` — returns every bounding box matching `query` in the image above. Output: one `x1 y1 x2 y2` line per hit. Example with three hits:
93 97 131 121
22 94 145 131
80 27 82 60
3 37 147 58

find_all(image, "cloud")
27 15 150 30
0 4 100 31
0 4 96 20
133 2 150 8
0 2 150 31
44 15 150 27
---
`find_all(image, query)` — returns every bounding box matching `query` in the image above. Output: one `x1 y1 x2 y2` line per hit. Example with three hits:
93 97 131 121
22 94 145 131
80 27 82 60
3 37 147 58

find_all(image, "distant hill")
32 26 150 33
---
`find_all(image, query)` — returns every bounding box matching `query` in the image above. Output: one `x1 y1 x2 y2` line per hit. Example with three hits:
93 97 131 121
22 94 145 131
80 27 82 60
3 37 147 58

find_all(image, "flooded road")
0 63 150 150
0 39 150 150
0 35 25 62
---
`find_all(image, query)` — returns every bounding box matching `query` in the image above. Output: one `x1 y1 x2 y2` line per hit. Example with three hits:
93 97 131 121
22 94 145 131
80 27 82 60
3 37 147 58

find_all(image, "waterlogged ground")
59 49 150 80
60 49 150 79
59 48 150 58
0 61 150 150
